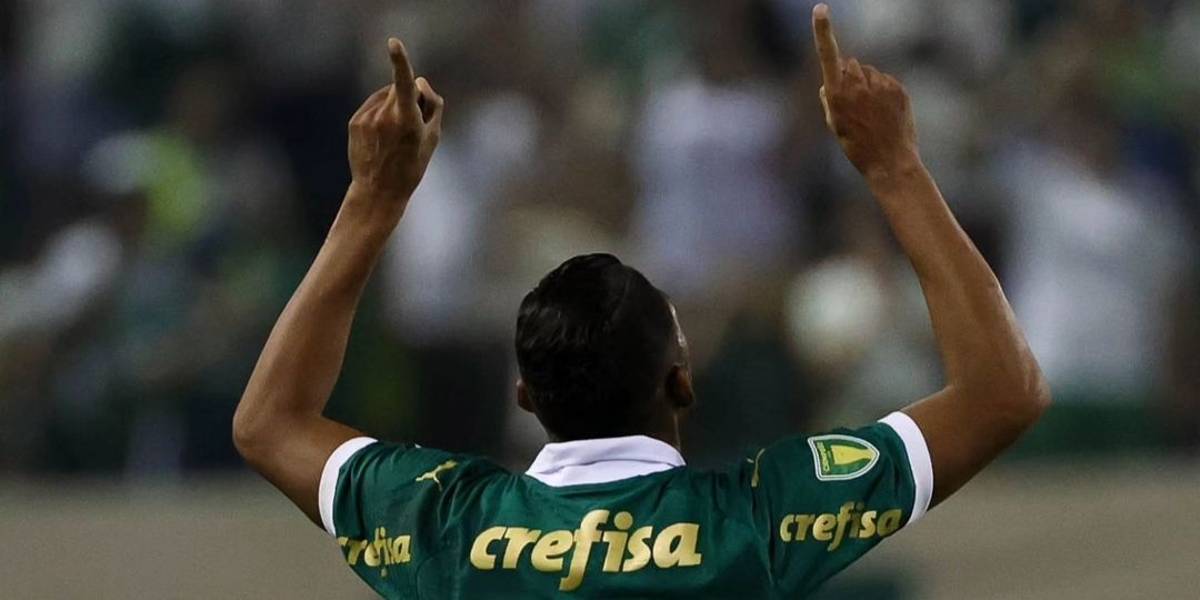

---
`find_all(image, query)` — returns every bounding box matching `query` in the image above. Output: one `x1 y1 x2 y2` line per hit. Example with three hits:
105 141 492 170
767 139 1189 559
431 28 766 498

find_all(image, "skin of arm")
812 4 1051 506
232 38 444 526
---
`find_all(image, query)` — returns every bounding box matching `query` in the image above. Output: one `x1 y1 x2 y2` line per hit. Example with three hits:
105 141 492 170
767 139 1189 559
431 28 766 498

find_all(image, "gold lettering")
602 512 634 572
391 536 412 564
779 515 795 542
340 530 414 570
812 514 837 542
364 539 382 567
531 530 574 572
791 514 815 541
345 539 368 566
859 511 877 538
877 509 903 536
774 506 902 546
502 528 541 569
376 528 391 565
613 512 634 530
847 503 865 538
828 503 854 551
622 526 653 572
560 510 609 591
602 531 629 572
470 526 506 570
461 512 718 581
652 523 702 568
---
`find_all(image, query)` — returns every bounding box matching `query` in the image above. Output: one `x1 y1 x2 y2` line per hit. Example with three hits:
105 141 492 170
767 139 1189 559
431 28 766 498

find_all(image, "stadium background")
1 0 1198 597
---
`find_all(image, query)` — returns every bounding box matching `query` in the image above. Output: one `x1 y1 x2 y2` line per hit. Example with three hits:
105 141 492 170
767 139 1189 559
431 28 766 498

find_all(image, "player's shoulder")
741 415 934 525
755 419 914 476
682 420 918 509
340 440 512 492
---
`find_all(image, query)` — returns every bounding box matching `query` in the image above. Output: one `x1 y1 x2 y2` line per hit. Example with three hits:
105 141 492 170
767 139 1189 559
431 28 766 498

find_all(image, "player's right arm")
811 4 1050 506
232 38 445 529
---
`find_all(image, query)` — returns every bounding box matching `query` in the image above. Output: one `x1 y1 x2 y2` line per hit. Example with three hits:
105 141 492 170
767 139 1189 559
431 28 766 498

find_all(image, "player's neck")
654 421 683 452
635 410 683 451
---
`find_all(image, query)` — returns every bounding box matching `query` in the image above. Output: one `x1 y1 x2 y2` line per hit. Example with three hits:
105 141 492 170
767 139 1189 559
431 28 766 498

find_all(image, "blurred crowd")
2 0 1198 477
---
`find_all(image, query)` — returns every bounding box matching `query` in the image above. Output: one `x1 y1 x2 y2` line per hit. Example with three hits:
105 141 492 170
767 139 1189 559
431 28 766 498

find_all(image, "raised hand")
348 38 445 205
812 4 918 179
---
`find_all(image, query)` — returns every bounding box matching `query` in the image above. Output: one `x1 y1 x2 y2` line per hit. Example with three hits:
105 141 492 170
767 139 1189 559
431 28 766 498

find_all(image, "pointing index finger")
812 4 841 88
387 37 416 104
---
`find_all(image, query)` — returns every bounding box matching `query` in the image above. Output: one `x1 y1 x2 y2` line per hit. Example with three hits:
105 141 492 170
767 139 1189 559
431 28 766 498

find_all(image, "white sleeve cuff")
879 412 934 525
318 436 377 536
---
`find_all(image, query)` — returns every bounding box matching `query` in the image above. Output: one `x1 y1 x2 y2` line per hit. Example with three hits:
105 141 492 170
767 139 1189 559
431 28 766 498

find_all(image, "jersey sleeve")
747 412 934 596
318 437 500 597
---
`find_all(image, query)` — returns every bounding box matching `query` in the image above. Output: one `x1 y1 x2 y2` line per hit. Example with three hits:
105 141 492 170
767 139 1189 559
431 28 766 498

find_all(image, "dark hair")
516 253 676 440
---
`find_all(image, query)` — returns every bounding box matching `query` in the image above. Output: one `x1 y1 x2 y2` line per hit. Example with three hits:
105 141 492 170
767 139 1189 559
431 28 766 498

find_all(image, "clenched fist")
348 38 444 205
812 4 919 179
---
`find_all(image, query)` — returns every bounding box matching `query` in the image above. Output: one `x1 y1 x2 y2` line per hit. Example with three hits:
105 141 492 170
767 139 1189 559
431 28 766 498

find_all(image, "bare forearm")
866 158 1045 406
869 158 1049 503
866 160 981 289
810 3 1047 506
232 37 443 527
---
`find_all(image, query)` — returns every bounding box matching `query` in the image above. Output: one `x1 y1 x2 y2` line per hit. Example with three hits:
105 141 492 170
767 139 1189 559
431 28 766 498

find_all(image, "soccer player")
233 5 1050 598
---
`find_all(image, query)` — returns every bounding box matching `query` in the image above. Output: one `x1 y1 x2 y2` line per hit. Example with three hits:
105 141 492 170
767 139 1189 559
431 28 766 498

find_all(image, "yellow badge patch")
807 435 880 481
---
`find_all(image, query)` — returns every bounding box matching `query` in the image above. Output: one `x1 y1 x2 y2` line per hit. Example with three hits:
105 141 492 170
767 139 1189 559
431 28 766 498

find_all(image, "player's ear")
665 365 695 411
516 378 535 414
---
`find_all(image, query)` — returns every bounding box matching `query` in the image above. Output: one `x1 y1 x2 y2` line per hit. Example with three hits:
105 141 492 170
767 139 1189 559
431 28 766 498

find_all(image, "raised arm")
811 4 1050 506
232 38 444 526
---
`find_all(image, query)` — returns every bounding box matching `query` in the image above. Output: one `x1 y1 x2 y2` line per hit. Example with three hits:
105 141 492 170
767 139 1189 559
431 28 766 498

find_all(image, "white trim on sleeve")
318 436 377 536
878 412 934 525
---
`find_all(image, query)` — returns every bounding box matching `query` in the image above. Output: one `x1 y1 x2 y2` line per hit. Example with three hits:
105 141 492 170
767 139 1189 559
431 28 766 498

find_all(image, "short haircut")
516 253 676 441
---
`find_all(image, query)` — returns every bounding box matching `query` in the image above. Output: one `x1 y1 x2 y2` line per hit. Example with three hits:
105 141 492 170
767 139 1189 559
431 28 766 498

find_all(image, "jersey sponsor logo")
469 509 702 592
778 502 903 551
807 434 880 481
415 459 458 490
338 527 413 578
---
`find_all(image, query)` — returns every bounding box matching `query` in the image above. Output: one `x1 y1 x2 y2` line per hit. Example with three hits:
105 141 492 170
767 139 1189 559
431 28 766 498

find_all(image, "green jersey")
319 412 933 599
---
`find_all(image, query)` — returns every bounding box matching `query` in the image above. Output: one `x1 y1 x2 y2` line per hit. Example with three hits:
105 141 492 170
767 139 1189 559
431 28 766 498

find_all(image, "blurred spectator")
3 0 1200 477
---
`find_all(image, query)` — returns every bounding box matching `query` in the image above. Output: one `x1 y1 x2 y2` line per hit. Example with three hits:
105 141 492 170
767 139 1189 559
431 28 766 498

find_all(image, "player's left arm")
232 38 444 528
812 4 1050 507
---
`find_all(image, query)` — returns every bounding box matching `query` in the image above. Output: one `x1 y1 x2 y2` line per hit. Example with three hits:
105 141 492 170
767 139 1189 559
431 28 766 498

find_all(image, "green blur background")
1 0 1198 598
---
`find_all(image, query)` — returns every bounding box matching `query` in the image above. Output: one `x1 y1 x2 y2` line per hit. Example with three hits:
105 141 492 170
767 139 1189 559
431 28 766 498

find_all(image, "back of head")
516 253 676 441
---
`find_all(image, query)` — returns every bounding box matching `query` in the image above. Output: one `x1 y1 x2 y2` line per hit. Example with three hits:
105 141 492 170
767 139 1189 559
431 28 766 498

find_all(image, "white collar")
525 435 686 487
